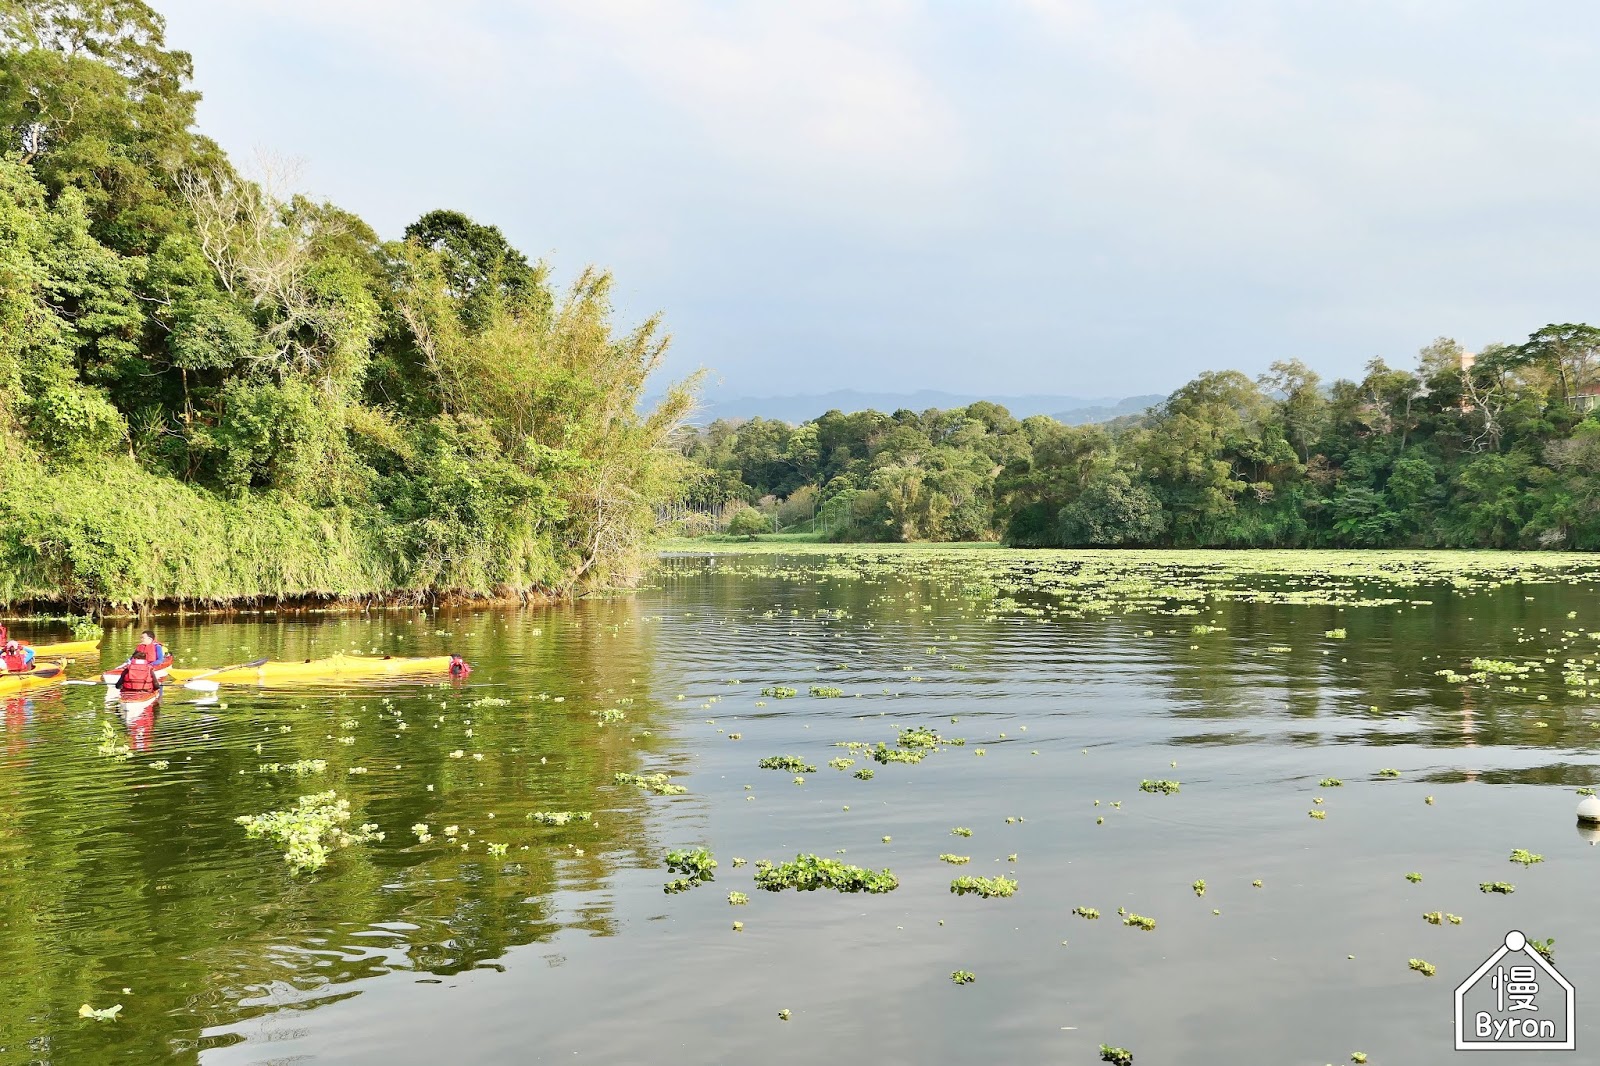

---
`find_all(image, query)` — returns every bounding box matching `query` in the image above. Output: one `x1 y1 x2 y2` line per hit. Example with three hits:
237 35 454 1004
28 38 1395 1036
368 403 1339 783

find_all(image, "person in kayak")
449 655 471 679
1 641 35 672
114 649 159 697
136 630 169 667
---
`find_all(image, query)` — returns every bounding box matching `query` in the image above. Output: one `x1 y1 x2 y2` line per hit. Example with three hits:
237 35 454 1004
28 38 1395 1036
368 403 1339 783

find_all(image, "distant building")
1574 382 1600 412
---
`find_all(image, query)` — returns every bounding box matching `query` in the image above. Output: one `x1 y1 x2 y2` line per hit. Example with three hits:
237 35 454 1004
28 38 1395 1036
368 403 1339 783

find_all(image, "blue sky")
159 0 1600 400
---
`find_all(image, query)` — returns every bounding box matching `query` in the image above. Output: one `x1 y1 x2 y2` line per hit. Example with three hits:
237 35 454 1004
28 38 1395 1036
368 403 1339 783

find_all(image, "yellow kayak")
0 660 68 695
168 654 455 687
28 638 101 657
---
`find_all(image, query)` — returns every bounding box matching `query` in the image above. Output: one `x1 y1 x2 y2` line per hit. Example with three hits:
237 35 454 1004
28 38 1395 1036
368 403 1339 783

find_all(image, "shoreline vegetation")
0 1 697 613
675 334 1600 551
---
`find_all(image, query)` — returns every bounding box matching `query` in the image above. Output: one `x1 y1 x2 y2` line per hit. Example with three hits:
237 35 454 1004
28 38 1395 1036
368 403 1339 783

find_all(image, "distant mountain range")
682 389 1166 426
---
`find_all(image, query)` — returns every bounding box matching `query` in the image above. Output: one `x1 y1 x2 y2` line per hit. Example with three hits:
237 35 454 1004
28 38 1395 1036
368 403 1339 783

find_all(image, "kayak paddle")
182 657 269 693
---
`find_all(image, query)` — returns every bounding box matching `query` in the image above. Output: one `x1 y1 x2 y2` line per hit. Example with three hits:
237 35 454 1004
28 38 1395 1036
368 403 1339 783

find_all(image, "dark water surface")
5 547 1600 1065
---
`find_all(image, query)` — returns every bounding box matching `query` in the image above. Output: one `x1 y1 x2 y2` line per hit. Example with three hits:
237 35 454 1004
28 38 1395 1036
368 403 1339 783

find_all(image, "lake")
4 546 1599 1065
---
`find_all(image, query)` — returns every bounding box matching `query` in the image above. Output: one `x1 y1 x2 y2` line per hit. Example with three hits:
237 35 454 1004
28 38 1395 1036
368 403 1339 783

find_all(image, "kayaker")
449 655 471 678
136 630 169 667
1 641 34 672
114 650 159 697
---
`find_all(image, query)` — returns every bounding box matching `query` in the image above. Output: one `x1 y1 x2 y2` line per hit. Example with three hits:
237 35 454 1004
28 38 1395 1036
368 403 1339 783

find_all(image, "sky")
156 0 1600 402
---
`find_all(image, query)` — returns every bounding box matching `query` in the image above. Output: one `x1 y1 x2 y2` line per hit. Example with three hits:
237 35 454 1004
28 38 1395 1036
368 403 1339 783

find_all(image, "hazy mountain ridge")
688 389 1166 426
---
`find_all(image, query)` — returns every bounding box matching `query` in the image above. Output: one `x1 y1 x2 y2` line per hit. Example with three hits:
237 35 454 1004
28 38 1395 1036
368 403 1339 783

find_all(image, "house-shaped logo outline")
1454 929 1575 1051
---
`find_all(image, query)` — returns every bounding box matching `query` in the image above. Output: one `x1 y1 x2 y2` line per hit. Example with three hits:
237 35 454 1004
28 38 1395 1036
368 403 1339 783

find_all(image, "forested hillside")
0 0 695 609
680 335 1600 549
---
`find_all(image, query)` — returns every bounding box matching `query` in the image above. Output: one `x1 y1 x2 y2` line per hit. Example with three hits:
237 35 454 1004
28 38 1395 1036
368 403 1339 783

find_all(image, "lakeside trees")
680 335 1600 550
0 0 695 607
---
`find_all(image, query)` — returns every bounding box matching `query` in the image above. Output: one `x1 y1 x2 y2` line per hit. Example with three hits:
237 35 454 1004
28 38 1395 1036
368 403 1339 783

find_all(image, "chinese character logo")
1455 930 1575 1050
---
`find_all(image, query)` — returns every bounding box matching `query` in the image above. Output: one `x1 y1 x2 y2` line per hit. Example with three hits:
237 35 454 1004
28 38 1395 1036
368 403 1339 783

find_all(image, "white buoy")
1577 795 1600 824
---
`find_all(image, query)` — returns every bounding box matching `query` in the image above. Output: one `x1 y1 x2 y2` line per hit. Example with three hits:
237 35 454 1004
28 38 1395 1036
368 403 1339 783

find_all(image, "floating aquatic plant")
1325 629 1347 639
1319 777 1343 787
760 686 797 699
853 767 875 780
1139 780 1180 795
778 1009 791 1021
1480 882 1516 894
950 970 975 985
827 757 855 770
615 771 687 796
1309 810 1326 820
1074 907 1100 919
758 755 816 773
528 811 592 826
1530 937 1555 962
809 685 844 698
1409 958 1437 977
755 855 898 893
258 759 327 776
871 744 925 765
950 875 1017 898
897 725 942 749
951 827 973 837
96 721 131 761
1509 849 1544 866
1192 879 1206 897
1099 1047 1133 1066
939 854 971 865
1405 872 1422 883
1377 768 1401 778
1122 913 1156 931
78 1003 122 1022
665 847 717 885
728 891 749 905
235 791 382 873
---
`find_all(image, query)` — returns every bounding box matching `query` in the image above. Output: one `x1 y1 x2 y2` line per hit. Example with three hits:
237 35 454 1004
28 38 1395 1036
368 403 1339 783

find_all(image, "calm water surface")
4 548 1600 1065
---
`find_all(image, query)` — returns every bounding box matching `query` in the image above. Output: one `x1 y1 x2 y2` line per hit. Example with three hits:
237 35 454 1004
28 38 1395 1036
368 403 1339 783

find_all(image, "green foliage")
725 505 773 539
1139 779 1181 794
1100 1046 1134 1066
0 22 696 609
679 330 1600 550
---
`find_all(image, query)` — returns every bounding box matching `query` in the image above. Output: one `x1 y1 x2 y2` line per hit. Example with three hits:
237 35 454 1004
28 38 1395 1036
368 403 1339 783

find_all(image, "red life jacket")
121 659 157 693
450 656 471 677
1 650 26 673
137 641 167 665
